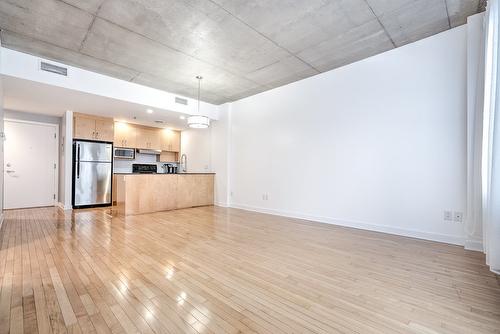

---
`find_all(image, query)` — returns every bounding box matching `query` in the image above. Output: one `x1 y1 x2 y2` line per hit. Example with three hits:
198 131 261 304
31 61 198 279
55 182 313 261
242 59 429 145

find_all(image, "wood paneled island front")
114 173 214 215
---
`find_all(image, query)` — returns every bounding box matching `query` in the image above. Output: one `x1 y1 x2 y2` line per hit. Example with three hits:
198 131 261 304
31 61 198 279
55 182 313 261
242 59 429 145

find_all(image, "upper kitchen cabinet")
160 129 181 152
95 119 114 142
114 122 137 148
74 113 114 142
135 127 161 150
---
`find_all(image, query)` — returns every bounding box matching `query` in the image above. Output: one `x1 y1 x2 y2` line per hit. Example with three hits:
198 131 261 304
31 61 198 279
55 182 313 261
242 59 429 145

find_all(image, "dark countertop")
113 172 215 175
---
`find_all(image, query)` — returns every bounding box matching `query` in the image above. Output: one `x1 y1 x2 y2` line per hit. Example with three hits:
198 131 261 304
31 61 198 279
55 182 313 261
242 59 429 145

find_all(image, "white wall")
59 110 73 210
5 109 60 124
211 104 231 206
1 48 219 120
180 129 212 173
226 26 468 245
465 13 485 251
0 42 3 218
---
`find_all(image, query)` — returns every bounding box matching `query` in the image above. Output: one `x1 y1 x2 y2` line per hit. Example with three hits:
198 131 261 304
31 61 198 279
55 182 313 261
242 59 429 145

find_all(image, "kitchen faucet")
180 154 187 172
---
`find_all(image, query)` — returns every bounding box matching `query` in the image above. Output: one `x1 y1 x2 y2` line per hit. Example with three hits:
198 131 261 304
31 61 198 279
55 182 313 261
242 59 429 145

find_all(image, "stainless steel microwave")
114 147 135 159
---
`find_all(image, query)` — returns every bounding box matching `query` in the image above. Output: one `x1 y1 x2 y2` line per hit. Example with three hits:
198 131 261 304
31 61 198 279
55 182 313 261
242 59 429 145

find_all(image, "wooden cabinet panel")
95 119 114 142
135 127 148 149
124 175 177 214
197 175 214 206
73 116 96 140
149 129 161 150
136 127 160 150
176 175 214 208
116 174 214 215
158 151 178 162
114 122 136 148
160 129 181 152
74 114 114 142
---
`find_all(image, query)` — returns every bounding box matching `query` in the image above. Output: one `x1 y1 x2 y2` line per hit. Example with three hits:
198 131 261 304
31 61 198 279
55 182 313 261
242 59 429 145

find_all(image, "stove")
132 164 157 174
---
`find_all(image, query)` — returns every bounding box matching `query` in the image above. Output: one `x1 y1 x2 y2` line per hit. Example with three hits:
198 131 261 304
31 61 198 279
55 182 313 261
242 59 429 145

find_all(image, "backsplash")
113 152 178 173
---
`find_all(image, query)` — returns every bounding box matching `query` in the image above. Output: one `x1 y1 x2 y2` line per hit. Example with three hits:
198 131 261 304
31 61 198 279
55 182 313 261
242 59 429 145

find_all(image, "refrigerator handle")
77 144 81 178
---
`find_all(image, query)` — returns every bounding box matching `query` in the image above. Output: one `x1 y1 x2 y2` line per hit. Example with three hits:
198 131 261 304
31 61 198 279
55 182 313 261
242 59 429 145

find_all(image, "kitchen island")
113 173 214 215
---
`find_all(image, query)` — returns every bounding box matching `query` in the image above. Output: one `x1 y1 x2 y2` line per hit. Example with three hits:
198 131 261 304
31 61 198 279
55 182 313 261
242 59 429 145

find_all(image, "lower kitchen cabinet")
114 174 214 215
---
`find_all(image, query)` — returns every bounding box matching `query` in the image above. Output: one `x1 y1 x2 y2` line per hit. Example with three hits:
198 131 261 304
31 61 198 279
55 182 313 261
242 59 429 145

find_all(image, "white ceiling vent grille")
175 97 188 105
40 61 68 76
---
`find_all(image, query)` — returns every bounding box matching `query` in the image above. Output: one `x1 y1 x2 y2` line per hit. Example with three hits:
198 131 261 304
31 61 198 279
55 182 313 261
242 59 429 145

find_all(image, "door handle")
77 144 81 178
5 170 15 173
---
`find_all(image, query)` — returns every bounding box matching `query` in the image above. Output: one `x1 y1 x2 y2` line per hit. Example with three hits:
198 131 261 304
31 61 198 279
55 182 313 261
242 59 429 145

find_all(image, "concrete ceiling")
0 0 485 105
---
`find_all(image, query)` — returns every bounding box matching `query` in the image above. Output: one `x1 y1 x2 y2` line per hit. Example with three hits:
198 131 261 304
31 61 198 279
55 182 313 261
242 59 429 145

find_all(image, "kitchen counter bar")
113 173 214 215
113 172 215 175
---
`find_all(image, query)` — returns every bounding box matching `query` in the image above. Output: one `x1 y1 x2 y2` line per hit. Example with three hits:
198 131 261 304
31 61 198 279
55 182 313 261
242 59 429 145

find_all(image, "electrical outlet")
453 211 463 223
262 193 268 201
444 211 452 221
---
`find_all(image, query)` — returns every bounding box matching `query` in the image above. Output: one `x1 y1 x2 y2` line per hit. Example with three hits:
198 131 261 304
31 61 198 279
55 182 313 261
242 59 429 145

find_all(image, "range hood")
136 149 161 155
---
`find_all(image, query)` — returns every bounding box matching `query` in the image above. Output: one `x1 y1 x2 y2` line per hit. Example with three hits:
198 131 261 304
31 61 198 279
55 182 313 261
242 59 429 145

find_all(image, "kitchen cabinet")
135 127 161 150
114 122 137 148
158 151 178 163
95 119 114 142
160 129 181 152
74 114 114 142
114 174 214 215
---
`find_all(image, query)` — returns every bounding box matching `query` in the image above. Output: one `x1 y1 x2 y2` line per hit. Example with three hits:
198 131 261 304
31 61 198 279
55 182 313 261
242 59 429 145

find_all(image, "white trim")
0 213 4 231
215 201 229 208
230 203 465 246
4 118 59 208
464 238 484 251
63 110 73 210
56 202 72 211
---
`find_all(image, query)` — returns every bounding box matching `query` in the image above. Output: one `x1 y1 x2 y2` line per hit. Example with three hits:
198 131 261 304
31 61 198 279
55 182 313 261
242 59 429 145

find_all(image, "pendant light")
187 76 210 128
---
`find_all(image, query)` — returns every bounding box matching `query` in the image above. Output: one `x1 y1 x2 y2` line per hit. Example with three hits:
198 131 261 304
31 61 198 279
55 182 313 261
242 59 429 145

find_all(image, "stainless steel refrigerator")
72 140 113 208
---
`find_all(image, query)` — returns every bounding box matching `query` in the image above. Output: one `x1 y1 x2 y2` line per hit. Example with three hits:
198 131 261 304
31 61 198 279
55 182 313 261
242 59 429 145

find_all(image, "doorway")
4 119 58 209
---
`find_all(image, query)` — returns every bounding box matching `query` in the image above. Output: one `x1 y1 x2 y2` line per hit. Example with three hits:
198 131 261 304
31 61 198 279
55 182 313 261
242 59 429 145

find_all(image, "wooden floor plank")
0 206 498 334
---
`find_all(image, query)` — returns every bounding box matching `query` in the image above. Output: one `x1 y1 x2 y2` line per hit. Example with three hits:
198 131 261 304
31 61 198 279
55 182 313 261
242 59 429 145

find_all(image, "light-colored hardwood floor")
0 206 499 334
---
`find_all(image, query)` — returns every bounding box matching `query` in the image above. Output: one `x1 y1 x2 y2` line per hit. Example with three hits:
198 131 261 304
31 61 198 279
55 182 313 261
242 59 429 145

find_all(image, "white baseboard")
215 202 229 208
0 213 3 231
230 203 465 246
464 238 483 252
56 202 73 211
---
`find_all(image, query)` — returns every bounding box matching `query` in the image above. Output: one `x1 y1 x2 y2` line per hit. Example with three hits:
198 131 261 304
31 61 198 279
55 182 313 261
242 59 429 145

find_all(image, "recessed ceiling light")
179 115 186 120
147 109 154 114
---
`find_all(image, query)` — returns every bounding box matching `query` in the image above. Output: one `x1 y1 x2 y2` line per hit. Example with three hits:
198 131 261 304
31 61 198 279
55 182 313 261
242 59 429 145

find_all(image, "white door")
4 120 58 209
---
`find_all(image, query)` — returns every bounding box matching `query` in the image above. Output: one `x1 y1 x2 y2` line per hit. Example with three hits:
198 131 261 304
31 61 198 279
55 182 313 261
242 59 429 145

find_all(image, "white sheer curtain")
482 0 500 274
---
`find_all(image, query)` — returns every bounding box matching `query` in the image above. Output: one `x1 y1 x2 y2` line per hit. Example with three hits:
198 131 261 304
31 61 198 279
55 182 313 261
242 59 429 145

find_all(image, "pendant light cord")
196 75 202 114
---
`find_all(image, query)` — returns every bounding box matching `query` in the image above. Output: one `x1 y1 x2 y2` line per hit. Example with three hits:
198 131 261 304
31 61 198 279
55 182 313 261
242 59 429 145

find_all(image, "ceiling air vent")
40 61 68 76
175 97 188 105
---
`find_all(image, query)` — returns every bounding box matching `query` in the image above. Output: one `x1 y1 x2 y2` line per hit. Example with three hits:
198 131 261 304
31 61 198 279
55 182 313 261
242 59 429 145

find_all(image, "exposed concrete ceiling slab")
213 0 375 54
2 30 140 81
0 0 483 104
297 19 394 71
0 0 94 50
373 0 450 47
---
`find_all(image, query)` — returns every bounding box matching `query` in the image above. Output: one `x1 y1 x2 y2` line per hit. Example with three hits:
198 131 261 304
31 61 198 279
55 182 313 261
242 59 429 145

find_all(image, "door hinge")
54 163 56 169
53 194 56 200
54 133 56 139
